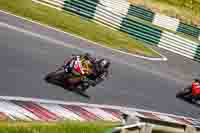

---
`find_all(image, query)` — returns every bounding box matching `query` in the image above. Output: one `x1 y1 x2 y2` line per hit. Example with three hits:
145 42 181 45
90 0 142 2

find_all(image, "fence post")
139 123 152 133
185 125 197 133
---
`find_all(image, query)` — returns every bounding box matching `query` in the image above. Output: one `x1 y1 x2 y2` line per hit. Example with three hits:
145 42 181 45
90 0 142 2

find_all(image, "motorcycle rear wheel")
45 70 66 83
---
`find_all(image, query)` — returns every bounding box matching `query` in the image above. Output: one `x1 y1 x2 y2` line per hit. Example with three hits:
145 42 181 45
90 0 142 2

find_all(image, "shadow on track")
44 76 90 99
176 96 200 108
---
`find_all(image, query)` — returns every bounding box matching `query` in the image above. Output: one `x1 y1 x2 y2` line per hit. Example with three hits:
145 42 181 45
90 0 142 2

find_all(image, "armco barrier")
158 31 200 61
32 0 200 62
194 46 200 61
0 96 200 133
99 0 129 15
94 4 124 29
152 13 180 32
62 0 163 46
126 3 200 40
97 0 200 41
120 17 162 45
127 5 154 22
63 0 98 19
177 22 200 38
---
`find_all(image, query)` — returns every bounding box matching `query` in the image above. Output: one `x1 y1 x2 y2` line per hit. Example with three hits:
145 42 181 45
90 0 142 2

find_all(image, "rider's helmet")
193 78 200 83
98 59 110 70
83 53 91 60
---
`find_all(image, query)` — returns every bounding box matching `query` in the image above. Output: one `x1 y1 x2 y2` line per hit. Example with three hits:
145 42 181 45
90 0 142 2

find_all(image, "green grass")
0 121 117 133
129 0 200 26
150 0 200 26
0 0 160 57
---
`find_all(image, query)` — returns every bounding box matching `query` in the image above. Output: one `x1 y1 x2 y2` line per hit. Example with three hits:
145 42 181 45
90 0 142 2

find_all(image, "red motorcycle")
176 81 200 103
44 59 91 92
44 57 110 93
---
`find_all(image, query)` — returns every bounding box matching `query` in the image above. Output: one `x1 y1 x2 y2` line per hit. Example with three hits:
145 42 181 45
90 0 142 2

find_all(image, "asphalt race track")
1 11 200 118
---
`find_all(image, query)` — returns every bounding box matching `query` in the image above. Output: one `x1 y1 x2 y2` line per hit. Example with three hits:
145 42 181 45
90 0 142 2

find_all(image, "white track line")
0 22 93 54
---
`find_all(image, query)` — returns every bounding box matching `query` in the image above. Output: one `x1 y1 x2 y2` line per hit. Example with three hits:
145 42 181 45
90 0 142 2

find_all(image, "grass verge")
0 120 117 133
0 0 160 57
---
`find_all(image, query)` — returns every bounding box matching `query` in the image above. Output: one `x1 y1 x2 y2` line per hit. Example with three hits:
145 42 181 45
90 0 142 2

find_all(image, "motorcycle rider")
191 78 200 102
86 58 110 87
63 53 94 73
62 53 94 89
63 53 110 90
